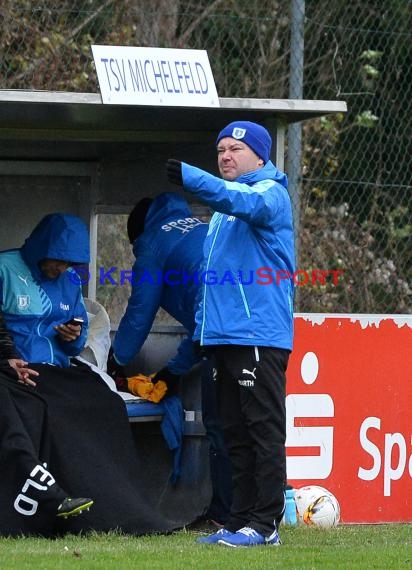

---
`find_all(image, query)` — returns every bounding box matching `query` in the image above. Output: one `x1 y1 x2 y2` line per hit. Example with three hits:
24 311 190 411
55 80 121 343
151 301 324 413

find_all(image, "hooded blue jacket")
181 160 295 350
113 192 208 373
0 213 90 366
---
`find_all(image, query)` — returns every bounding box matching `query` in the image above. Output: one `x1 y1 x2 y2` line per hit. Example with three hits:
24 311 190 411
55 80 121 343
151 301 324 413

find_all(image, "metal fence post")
288 0 305 269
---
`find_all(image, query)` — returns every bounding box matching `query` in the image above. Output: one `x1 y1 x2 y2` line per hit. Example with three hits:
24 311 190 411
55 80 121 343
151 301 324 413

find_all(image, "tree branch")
10 0 117 87
177 0 227 48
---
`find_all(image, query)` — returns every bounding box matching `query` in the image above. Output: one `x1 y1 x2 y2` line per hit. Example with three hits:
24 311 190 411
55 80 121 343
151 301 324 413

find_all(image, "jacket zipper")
37 305 54 364
237 281 251 318
200 215 223 345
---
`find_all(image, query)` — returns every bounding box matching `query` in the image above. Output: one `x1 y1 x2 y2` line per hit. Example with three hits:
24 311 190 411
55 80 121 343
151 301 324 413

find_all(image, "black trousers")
200 358 232 524
214 345 289 537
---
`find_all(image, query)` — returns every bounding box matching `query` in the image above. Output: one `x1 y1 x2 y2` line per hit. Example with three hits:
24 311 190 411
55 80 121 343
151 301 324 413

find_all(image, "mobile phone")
64 317 84 327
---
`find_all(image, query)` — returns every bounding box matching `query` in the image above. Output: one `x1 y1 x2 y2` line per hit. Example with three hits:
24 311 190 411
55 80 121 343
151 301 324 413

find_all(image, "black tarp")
0 363 183 537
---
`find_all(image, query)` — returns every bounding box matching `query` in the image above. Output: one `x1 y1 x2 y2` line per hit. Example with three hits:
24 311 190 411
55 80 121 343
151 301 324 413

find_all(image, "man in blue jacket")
0 213 90 367
110 193 206 380
108 192 232 528
166 121 295 547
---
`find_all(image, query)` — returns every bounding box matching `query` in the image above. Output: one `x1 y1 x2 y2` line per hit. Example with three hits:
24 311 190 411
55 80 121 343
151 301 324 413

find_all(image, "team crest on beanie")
231 127 247 139
216 120 272 163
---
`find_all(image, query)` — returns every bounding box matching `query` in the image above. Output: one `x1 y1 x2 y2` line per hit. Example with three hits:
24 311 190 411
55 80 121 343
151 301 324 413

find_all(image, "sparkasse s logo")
286 351 335 479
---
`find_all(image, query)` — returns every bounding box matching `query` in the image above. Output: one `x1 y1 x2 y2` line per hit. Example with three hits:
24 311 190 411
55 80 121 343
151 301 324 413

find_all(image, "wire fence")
1 0 411 314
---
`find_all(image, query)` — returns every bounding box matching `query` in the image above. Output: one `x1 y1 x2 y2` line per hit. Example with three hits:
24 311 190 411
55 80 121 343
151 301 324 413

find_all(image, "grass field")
0 524 410 570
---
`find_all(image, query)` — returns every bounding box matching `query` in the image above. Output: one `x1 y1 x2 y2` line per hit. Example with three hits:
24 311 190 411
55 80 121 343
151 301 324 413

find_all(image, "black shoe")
57 497 94 519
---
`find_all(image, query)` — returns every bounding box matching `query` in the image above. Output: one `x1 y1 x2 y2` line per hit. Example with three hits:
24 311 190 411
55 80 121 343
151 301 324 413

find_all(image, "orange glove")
150 380 168 402
127 373 167 403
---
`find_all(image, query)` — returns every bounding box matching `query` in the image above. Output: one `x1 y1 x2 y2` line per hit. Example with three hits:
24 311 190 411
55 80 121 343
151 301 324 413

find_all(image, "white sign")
91 45 220 107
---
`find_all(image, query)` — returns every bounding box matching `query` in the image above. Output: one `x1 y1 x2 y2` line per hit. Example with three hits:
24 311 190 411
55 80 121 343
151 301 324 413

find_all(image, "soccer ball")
294 485 340 527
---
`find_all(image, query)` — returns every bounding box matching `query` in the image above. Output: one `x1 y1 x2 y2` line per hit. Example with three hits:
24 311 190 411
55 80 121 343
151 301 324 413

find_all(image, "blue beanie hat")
216 121 272 163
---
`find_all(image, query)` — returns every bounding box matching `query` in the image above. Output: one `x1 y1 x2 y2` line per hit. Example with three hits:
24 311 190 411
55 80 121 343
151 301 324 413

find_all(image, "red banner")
286 314 412 523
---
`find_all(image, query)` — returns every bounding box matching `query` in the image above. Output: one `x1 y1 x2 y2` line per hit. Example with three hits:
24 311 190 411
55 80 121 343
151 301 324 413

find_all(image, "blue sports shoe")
196 528 234 544
218 526 281 548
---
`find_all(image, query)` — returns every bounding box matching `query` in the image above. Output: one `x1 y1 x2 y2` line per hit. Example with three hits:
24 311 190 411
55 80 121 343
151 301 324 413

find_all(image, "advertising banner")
286 314 411 523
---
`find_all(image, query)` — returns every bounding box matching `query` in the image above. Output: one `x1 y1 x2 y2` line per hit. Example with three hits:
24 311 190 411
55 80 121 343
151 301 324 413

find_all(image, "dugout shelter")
0 89 347 526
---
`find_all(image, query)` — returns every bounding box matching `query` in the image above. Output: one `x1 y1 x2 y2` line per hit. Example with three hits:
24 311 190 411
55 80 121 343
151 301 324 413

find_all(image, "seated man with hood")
0 213 90 367
108 192 232 529
0 213 174 537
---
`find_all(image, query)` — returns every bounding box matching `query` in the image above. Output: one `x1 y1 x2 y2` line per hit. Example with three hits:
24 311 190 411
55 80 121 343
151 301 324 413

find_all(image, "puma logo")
18 274 29 286
242 367 256 379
